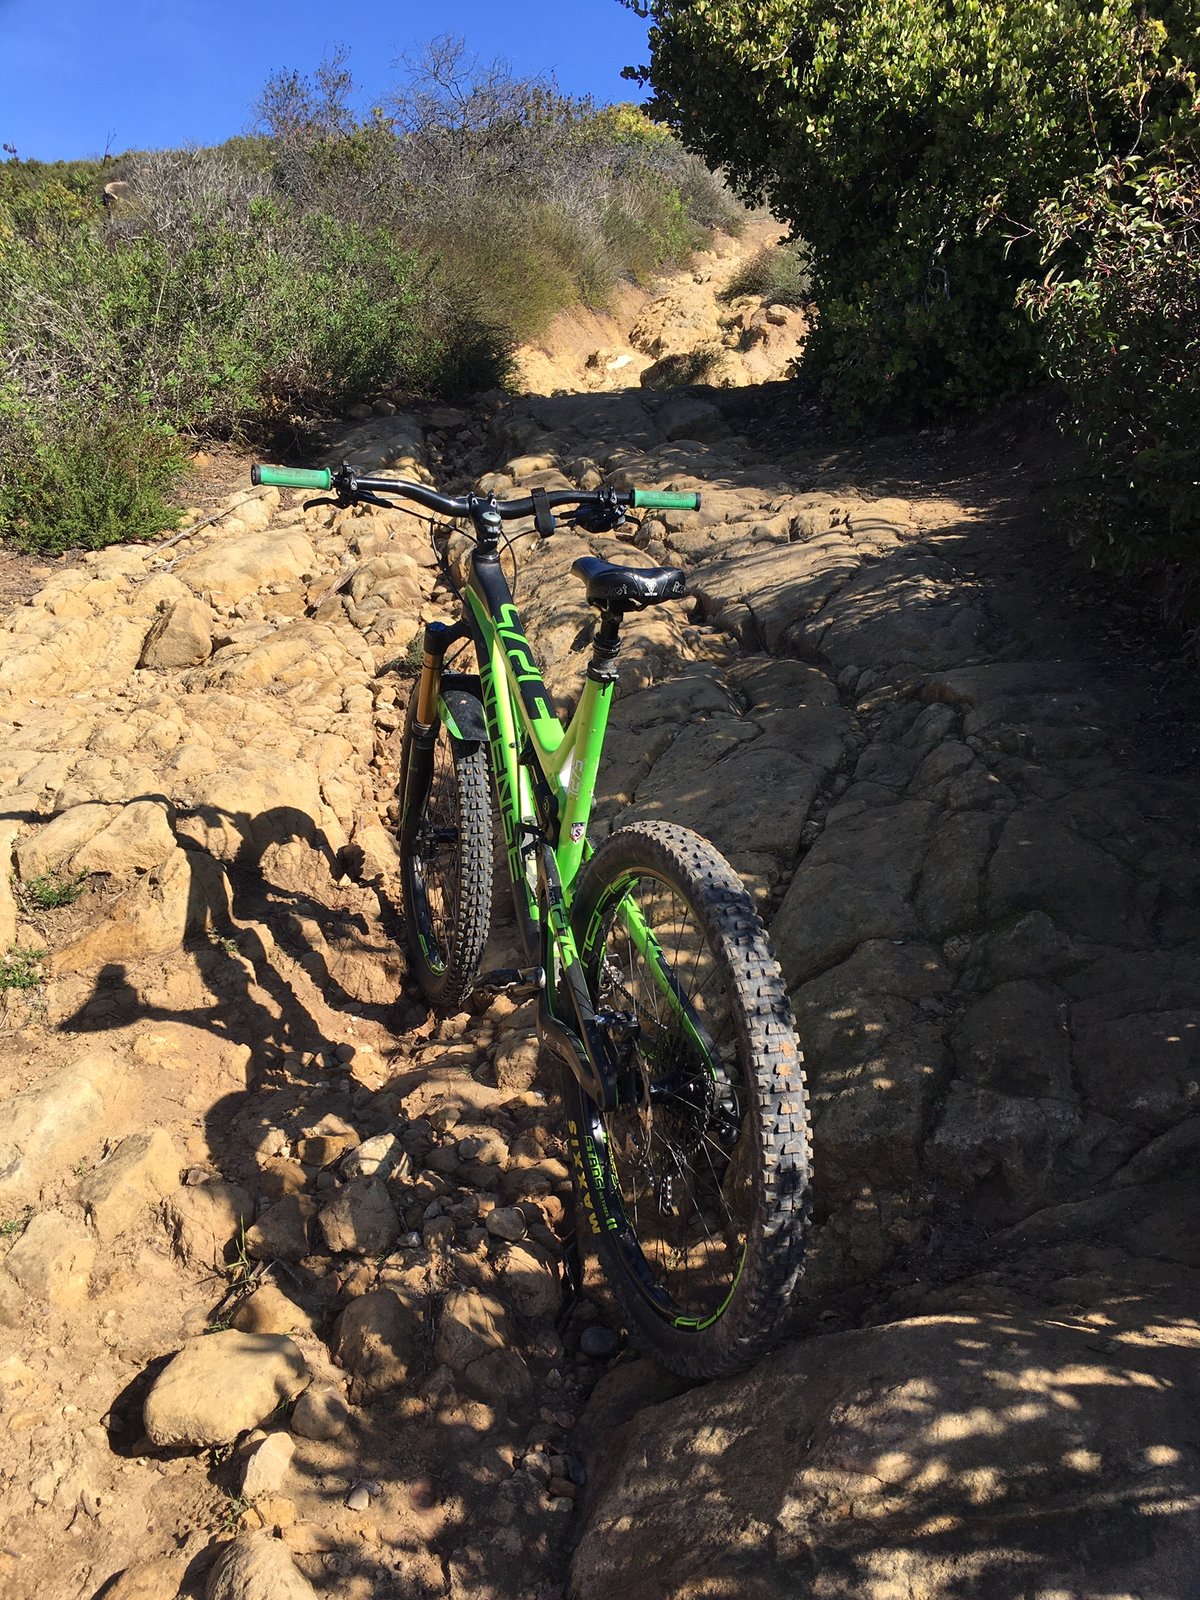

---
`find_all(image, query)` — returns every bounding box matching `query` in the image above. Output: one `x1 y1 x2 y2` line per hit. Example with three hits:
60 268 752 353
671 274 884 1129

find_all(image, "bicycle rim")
580 866 758 1328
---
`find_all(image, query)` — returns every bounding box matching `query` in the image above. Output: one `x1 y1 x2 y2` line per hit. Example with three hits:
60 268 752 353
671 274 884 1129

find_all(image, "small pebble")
346 1483 371 1512
579 1324 621 1360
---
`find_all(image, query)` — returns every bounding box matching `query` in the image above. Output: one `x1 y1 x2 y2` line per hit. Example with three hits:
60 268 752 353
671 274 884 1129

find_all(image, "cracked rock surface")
1 230 1198 1599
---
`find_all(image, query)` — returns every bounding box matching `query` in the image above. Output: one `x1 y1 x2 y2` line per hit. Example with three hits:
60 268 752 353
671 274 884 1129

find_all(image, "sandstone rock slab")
77 1128 180 1241
2 1209 94 1308
571 1306 1200 1600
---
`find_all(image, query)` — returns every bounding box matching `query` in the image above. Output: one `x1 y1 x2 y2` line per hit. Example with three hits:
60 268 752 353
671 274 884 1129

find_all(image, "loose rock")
341 1132 406 1180
100 1555 189 1600
242 1432 296 1498
315 1176 398 1255
289 1384 350 1441
579 1325 621 1361
143 1331 309 1448
333 1289 414 1396
494 1030 542 1094
486 1206 528 1242
232 1284 313 1337
164 1181 253 1270
77 1128 179 1241
435 1287 512 1372
245 1196 317 1262
139 595 215 669
500 1243 561 1321
204 1531 318 1600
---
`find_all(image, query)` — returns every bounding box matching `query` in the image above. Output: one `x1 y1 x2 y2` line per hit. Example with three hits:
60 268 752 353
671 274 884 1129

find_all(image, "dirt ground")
2 225 1198 1600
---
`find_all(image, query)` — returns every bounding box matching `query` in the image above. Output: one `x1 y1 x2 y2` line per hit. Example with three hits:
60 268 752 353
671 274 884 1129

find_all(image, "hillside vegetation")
627 0 1200 627
0 43 740 554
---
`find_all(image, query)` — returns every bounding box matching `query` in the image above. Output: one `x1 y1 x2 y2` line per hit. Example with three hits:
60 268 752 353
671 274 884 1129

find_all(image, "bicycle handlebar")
250 463 701 517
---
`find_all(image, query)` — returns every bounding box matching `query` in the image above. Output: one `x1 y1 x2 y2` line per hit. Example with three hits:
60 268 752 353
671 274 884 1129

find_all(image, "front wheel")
398 697 492 1009
564 821 812 1378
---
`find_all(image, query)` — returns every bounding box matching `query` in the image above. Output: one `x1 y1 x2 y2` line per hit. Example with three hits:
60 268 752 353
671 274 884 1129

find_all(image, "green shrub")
627 1 1199 418
18 870 88 909
1021 149 1200 622
1 51 736 555
803 236 1043 425
721 240 811 306
0 947 47 991
2 408 184 555
0 183 514 551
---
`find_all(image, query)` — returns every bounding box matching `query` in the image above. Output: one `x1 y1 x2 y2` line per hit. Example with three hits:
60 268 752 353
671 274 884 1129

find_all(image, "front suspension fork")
398 620 468 842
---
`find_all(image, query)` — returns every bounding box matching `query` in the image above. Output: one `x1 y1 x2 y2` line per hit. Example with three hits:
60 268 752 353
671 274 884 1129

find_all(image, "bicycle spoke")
588 866 751 1321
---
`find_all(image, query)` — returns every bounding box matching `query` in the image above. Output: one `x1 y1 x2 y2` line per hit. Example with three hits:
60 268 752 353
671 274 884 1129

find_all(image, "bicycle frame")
409 526 715 1113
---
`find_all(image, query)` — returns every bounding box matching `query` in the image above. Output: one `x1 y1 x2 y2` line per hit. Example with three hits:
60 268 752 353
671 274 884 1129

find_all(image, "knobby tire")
563 821 812 1377
398 697 493 1010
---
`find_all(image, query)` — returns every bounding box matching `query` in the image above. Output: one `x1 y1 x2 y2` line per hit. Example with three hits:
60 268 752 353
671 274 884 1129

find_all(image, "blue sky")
0 0 652 162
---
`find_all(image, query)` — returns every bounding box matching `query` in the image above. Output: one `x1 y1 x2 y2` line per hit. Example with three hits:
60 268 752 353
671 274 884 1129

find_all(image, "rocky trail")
1 227 1199 1600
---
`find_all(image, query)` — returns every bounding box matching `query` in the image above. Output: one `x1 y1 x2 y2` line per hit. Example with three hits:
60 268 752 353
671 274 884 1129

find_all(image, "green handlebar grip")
251 465 332 491
632 489 702 511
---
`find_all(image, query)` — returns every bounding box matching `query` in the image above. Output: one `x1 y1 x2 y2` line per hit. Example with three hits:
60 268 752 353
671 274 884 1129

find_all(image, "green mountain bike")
253 461 813 1377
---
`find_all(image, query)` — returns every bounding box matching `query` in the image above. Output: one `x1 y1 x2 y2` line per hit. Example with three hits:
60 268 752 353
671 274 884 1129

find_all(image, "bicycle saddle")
571 556 687 612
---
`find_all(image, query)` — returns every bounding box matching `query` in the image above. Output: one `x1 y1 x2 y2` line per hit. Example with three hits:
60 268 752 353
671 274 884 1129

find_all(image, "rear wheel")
398 697 492 1009
564 821 811 1377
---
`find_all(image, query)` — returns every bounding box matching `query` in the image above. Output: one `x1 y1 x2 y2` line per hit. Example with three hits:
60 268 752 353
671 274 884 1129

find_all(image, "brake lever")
567 486 628 536
302 490 398 513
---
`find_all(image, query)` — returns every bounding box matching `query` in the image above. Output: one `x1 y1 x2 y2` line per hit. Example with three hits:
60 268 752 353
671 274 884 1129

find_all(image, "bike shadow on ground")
54 801 580 1599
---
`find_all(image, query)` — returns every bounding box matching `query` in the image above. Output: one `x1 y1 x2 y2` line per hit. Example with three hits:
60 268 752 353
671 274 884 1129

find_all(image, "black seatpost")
587 611 623 683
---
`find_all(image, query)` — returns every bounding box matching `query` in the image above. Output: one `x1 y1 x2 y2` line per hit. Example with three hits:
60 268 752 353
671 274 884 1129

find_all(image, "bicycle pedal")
477 965 545 997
